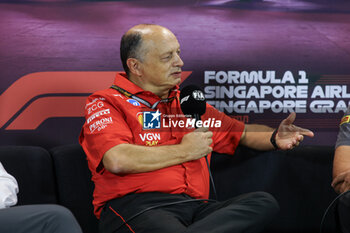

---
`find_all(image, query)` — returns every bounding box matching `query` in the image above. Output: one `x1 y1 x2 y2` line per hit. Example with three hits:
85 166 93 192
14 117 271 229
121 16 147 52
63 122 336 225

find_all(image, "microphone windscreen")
180 85 206 119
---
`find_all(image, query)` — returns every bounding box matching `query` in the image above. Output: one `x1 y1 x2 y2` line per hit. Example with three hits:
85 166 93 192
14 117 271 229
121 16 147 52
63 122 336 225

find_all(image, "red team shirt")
79 73 245 218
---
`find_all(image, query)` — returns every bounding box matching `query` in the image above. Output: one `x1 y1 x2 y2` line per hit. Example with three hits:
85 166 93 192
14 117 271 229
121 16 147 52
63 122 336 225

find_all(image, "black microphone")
180 85 218 200
180 85 206 123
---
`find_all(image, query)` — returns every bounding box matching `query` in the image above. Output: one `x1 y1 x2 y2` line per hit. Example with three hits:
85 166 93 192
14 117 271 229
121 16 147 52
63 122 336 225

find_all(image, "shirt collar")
114 72 180 100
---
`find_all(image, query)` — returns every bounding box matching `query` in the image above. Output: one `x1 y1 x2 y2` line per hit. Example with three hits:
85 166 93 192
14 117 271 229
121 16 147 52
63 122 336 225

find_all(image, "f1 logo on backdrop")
0 71 192 130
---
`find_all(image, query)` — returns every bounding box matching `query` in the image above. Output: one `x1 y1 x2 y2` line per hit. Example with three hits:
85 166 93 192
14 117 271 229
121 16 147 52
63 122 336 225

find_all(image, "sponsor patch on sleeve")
340 115 350 125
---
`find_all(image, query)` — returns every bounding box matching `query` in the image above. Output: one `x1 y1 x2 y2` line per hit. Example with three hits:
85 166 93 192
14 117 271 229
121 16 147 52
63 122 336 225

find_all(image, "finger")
332 181 340 193
289 137 297 146
340 182 348 194
292 126 314 138
332 173 346 187
333 183 342 194
299 128 314 138
293 135 303 146
284 112 296 125
285 143 293 150
194 127 209 132
203 131 213 138
331 177 341 187
299 135 304 141
332 179 341 188
343 184 350 193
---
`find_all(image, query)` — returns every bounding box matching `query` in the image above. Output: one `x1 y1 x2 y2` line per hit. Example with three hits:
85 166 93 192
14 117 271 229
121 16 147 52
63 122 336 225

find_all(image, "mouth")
171 71 182 77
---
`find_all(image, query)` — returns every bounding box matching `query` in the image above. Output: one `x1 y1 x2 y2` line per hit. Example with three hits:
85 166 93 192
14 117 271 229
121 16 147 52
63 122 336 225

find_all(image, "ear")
127 58 142 77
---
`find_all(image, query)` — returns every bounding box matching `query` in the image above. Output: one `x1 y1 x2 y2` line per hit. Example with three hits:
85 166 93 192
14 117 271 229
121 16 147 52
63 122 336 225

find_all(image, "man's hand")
180 127 213 161
332 170 350 194
103 128 213 174
275 112 314 150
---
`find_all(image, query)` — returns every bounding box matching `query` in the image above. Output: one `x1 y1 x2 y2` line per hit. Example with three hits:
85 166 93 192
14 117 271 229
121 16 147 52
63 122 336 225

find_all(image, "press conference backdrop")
1 0 350 149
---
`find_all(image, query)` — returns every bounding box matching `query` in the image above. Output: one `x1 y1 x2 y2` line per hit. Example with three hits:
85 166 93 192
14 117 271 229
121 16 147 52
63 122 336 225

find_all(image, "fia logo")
192 90 205 101
143 110 161 129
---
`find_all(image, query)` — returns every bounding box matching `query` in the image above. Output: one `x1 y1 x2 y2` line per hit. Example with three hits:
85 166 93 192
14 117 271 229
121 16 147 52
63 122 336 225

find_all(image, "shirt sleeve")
204 104 245 155
336 105 350 148
79 94 133 173
0 162 18 209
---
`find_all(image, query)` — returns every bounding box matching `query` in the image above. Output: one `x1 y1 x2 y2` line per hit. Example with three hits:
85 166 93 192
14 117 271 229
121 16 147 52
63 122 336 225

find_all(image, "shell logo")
136 112 143 126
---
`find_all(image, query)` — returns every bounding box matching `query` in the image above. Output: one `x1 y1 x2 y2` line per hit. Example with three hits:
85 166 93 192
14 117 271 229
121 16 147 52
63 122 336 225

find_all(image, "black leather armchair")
0 144 341 233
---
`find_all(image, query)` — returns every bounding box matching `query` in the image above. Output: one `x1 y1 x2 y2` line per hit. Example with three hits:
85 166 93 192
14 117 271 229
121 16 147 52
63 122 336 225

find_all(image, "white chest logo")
139 133 161 142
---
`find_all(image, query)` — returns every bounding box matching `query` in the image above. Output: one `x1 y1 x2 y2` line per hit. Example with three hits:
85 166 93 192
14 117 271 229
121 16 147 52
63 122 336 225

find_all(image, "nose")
174 53 184 67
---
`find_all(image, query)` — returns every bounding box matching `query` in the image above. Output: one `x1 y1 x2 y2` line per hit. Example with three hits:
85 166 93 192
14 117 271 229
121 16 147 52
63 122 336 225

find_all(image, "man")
79 24 314 233
0 162 83 233
332 105 350 233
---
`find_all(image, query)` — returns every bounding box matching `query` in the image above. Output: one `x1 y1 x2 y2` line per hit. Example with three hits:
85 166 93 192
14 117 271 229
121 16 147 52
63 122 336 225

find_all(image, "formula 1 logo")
0 71 192 130
143 110 161 130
